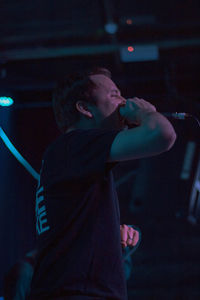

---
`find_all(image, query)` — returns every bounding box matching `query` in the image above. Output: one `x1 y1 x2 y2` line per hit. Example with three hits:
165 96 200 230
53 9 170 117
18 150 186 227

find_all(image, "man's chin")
99 108 127 130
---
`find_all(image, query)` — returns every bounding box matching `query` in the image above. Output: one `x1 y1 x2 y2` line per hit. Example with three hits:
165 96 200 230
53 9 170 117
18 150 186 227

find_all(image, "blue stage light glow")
0 96 14 106
0 127 39 181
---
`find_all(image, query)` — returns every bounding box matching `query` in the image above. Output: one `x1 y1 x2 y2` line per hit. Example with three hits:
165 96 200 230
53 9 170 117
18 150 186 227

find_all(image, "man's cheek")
108 101 118 112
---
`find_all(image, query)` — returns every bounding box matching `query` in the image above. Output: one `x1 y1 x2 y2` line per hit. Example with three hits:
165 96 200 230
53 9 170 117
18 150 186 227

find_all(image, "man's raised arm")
109 98 176 162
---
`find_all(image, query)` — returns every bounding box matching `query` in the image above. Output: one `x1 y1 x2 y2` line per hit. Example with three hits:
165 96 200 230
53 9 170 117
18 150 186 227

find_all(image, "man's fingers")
120 224 128 248
131 230 140 247
126 227 134 246
127 97 157 112
127 228 140 247
120 224 140 248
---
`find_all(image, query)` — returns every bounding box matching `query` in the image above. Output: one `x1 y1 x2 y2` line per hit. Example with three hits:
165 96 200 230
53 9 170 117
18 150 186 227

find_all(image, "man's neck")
65 112 124 134
65 120 98 134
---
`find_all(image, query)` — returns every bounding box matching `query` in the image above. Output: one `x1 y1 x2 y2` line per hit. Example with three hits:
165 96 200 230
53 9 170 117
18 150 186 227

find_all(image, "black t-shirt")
30 129 127 300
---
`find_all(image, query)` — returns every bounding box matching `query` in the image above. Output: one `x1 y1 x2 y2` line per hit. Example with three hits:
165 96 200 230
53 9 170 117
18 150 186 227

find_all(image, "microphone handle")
123 112 190 128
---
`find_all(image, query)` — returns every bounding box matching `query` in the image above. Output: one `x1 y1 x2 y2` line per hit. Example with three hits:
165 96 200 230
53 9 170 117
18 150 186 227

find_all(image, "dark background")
0 0 200 298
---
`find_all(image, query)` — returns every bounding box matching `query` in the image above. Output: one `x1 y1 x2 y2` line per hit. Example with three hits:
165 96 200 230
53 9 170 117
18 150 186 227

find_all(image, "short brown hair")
52 67 111 133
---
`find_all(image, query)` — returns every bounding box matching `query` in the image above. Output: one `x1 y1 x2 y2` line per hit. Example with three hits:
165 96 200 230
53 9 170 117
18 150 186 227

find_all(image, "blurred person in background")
3 250 37 300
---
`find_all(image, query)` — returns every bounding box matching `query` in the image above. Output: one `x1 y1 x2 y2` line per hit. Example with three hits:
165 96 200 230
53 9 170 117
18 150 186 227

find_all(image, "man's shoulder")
44 131 75 155
43 128 120 161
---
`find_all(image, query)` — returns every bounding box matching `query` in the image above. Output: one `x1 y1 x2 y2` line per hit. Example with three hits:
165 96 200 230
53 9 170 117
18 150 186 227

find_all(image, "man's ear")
76 101 93 118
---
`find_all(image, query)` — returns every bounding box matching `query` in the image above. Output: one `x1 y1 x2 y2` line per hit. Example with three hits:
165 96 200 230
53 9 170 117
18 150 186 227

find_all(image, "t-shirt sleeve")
42 129 120 186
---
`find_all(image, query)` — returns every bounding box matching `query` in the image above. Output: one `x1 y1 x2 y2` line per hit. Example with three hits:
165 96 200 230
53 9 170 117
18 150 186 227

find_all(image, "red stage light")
126 19 133 25
128 46 134 52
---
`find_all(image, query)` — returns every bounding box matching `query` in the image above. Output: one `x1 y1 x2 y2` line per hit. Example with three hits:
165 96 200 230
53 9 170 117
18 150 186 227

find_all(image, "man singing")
29 68 176 299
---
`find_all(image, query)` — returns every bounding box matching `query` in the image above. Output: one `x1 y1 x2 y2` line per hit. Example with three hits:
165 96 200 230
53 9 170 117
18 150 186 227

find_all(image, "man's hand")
120 224 140 249
119 97 157 126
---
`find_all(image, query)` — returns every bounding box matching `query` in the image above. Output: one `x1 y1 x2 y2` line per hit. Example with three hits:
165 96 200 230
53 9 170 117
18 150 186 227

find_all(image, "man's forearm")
138 111 177 149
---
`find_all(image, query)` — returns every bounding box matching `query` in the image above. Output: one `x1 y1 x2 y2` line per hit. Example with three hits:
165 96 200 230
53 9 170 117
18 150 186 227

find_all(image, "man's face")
89 74 126 128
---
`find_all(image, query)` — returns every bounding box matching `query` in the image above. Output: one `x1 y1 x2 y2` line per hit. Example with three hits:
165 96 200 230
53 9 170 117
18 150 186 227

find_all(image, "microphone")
162 112 190 120
122 112 191 129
